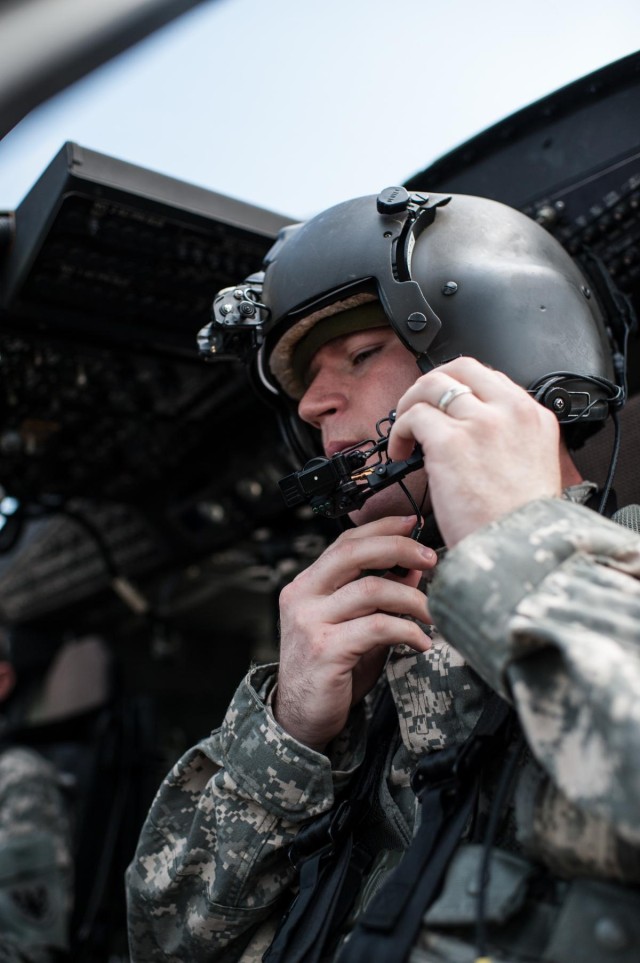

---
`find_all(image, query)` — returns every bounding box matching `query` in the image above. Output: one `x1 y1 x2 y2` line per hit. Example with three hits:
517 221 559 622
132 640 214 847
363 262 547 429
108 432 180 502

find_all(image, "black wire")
418 479 430 525
59 507 119 579
597 295 631 515
57 506 157 623
597 409 622 516
613 314 631 402
398 479 423 540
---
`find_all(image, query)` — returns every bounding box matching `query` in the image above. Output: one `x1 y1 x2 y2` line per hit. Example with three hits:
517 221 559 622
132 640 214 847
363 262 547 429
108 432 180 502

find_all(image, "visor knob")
377 186 410 215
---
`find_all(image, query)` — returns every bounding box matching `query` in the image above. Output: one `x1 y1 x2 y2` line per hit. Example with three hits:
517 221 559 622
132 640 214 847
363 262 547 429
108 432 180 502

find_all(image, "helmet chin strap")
416 353 436 375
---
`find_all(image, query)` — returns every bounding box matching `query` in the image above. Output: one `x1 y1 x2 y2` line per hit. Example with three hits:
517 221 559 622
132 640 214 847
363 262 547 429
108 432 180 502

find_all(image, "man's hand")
274 515 437 750
388 357 564 548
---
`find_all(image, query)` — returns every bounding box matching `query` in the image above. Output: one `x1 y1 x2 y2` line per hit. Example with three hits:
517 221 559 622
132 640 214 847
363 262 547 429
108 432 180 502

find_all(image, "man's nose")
297 372 346 428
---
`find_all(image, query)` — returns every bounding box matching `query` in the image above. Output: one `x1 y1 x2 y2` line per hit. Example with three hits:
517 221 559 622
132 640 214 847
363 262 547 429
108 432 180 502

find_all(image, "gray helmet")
200 187 625 455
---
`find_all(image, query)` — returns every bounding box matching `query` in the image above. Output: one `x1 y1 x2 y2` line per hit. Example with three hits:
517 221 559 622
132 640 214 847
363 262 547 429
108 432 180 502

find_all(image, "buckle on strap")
288 799 353 869
411 745 461 799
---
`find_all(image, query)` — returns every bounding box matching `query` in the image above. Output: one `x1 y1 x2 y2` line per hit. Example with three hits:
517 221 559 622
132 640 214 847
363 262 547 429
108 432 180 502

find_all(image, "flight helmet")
199 187 627 458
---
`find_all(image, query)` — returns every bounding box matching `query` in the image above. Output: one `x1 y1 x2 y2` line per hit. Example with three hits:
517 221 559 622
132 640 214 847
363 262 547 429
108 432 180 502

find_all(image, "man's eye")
352 346 381 366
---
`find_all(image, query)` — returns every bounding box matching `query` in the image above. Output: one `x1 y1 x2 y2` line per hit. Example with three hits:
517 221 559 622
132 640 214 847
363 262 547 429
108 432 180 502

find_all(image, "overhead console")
0 144 301 623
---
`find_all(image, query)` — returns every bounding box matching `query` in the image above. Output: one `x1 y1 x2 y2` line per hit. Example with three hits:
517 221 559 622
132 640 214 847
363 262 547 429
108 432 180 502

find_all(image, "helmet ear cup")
532 375 623 420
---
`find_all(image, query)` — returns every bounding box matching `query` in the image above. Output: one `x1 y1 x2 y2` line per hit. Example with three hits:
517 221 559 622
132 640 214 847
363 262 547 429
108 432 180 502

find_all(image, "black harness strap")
263 684 398 963
336 692 514 963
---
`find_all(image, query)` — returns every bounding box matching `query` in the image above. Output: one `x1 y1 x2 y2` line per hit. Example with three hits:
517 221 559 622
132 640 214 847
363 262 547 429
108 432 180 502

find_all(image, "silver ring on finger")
436 384 474 414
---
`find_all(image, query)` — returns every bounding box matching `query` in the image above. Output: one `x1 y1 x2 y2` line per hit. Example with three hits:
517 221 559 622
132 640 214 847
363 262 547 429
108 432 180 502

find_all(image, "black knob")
377 186 410 215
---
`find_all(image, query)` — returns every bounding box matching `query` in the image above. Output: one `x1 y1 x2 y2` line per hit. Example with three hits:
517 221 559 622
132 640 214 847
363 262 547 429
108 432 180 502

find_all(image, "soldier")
0 629 73 961
126 188 640 963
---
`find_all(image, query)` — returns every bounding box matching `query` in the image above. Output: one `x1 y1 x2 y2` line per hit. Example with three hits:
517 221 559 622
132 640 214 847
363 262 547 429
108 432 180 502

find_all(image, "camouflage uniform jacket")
126 496 640 961
0 745 73 962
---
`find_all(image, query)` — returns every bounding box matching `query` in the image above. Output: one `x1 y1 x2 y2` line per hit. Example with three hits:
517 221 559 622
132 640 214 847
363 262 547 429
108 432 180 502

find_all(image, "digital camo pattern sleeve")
428 497 640 847
0 746 73 963
126 662 366 962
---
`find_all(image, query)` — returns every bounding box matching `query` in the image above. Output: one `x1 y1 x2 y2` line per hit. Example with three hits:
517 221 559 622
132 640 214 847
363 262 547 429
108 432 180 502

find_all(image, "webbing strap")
336 692 513 963
262 685 398 963
263 835 353 963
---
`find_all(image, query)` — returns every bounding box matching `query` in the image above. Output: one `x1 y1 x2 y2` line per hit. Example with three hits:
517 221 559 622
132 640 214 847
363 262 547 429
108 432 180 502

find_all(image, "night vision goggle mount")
198 271 269 364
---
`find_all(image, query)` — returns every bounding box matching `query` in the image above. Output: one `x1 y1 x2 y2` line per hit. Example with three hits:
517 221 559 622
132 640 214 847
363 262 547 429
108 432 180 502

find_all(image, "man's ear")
0 661 16 702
